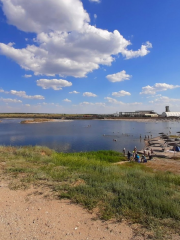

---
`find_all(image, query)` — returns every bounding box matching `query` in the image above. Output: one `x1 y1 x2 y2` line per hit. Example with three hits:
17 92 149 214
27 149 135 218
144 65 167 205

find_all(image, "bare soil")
0 181 148 240
146 157 180 174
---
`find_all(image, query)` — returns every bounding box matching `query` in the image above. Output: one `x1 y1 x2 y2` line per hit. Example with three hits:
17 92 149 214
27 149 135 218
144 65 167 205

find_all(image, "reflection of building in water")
119 110 158 117
161 106 180 117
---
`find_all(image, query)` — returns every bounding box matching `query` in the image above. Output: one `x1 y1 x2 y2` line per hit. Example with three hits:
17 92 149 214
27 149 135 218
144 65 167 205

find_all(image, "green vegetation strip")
0 146 180 238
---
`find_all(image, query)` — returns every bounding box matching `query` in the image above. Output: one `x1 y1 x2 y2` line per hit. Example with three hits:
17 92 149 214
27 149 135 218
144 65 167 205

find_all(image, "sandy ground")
0 181 148 240
1 181 180 240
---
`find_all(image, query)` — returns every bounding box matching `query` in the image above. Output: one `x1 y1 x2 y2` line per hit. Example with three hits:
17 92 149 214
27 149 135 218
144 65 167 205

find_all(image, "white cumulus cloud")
89 0 100 2
112 90 131 97
105 97 122 104
80 101 93 105
149 96 180 105
63 98 71 102
37 79 72 90
140 83 180 95
1 0 90 33
79 101 105 107
0 97 22 103
105 97 142 105
9 90 44 99
23 74 32 78
122 41 152 59
0 0 152 78
69 91 80 94
106 70 132 82
83 92 97 97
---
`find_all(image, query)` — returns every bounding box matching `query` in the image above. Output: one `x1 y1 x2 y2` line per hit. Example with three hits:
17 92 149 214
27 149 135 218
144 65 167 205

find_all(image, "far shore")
99 118 180 122
1 113 180 123
20 119 73 124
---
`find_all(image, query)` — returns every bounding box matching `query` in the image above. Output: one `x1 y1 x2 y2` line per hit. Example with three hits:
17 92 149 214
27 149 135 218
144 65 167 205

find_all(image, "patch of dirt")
146 157 180 174
0 182 145 240
71 179 86 187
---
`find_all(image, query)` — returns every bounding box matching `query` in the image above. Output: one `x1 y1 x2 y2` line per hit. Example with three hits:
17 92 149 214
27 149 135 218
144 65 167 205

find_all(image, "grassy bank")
0 146 180 238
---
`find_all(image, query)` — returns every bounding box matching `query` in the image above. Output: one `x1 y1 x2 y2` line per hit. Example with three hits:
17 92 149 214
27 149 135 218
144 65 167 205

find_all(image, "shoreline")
99 118 180 122
140 135 180 160
1 117 180 124
20 119 74 124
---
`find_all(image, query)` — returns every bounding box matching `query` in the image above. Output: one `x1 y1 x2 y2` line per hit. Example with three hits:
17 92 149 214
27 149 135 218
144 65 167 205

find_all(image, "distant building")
161 106 180 117
113 112 119 117
162 112 180 117
119 110 158 117
165 106 170 112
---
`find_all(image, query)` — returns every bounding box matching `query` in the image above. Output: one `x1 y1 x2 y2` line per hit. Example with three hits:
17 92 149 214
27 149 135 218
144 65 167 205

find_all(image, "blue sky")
0 0 180 114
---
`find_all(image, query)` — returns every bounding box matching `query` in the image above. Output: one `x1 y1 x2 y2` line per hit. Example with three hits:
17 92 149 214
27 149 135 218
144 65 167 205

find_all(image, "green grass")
0 145 180 238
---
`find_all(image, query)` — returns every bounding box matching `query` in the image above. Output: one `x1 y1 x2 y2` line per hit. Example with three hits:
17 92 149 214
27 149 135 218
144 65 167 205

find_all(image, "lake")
0 119 179 153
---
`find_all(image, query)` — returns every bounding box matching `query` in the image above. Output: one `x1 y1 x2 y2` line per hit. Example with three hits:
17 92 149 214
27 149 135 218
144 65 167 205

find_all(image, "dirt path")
0 182 146 240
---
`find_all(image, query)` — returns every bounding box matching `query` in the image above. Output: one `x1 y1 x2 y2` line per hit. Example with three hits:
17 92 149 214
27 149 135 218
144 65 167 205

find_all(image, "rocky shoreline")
143 135 180 159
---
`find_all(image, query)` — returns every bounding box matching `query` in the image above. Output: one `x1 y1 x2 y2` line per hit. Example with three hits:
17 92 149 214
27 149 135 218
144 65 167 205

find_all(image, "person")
132 151 135 159
134 146 137 153
136 154 141 163
141 155 147 163
123 148 126 156
127 151 131 161
144 149 146 156
134 153 140 162
141 155 145 162
151 148 153 154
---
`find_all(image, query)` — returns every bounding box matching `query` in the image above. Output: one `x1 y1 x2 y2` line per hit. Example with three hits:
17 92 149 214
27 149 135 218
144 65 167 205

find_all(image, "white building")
161 112 180 117
161 106 180 117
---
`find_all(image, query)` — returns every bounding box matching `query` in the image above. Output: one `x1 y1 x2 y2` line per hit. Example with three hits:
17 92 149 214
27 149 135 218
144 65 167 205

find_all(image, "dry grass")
146 157 180 174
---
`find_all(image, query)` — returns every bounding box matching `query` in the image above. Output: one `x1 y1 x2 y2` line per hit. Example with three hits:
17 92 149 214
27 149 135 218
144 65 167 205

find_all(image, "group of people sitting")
126 147 153 163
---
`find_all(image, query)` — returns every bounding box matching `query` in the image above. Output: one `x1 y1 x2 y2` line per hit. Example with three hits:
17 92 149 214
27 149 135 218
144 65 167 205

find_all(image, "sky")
0 0 180 114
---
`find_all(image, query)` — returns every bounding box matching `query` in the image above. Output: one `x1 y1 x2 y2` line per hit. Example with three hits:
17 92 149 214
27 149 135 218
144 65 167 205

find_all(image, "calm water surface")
0 119 180 153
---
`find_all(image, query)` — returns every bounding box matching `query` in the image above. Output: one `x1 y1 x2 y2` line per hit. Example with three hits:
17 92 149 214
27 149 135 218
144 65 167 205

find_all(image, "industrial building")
161 106 180 117
119 110 158 117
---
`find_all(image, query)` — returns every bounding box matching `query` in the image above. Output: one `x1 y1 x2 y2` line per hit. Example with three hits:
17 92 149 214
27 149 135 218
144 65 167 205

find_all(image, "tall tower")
165 106 170 112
